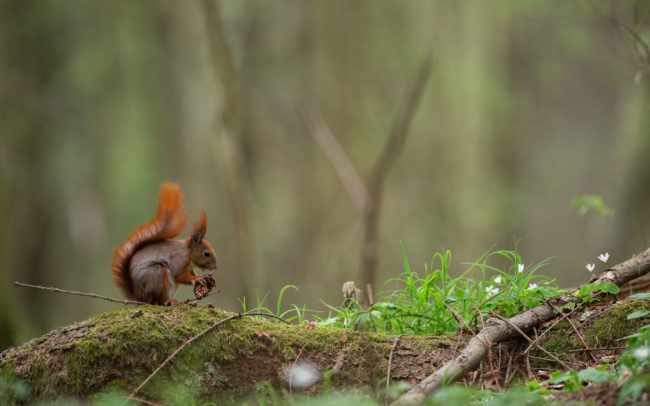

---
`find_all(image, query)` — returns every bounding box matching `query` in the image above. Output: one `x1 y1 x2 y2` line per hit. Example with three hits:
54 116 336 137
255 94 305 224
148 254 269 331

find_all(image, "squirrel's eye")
203 251 210 258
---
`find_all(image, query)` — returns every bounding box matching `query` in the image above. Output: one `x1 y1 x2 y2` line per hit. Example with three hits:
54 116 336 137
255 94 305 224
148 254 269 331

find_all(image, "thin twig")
472 307 491 348
503 343 515 385
127 311 290 401
528 355 563 363
386 334 403 405
489 312 571 370
15 282 146 305
16 281 219 307
525 348 533 380
523 304 580 354
443 302 475 335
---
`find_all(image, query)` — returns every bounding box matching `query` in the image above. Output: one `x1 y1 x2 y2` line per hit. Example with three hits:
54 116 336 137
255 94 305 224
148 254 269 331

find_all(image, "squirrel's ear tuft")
191 212 207 245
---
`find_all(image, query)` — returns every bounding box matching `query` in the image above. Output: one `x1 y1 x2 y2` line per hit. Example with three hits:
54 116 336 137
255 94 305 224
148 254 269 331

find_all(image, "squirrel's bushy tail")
112 183 189 299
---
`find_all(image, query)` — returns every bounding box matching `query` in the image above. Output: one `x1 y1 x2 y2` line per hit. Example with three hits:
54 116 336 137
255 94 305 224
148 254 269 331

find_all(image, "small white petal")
518 264 525 273
527 283 537 290
586 264 595 272
633 346 650 361
494 276 502 284
485 285 499 298
598 253 610 263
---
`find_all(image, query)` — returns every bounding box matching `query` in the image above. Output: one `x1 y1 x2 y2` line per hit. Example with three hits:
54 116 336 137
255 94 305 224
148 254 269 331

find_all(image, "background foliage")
1 0 649 349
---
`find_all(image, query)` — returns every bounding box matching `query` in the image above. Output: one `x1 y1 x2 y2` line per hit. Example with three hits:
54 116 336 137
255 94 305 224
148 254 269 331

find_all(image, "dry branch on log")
392 247 650 405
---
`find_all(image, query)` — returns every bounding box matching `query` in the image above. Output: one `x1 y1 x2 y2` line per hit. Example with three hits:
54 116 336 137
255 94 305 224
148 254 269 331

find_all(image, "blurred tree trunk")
203 0 256 301
0 0 64 334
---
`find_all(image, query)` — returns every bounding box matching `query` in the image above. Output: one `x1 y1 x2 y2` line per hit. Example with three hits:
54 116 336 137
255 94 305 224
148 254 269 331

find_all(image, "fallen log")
0 306 457 402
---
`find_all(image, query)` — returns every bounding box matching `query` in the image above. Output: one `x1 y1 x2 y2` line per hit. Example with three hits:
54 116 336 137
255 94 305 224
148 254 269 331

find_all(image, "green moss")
541 319 577 357
25 350 64 397
585 301 650 345
65 306 226 395
538 300 650 366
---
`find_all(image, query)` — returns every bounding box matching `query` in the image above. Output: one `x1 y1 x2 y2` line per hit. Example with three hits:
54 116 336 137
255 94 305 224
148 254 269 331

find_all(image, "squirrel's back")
111 183 189 299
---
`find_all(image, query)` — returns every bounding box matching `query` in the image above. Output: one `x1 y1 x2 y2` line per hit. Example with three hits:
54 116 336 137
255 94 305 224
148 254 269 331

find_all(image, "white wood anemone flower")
485 285 499 298
598 252 610 263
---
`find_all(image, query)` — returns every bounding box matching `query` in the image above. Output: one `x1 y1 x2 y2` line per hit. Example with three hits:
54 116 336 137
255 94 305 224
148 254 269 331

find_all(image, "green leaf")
577 368 611 383
627 310 650 320
577 285 592 297
601 282 620 294
525 380 539 391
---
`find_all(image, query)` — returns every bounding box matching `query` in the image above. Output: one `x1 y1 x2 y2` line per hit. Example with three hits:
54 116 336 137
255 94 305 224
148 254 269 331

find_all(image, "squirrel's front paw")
193 273 216 299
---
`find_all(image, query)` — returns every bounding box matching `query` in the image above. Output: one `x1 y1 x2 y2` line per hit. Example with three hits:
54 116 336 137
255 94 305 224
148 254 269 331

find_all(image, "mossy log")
1 298 649 404
0 306 458 403
5 301 650 400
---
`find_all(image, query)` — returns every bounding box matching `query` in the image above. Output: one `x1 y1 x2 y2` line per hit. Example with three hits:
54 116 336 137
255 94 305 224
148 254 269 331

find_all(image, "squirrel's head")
189 212 217 271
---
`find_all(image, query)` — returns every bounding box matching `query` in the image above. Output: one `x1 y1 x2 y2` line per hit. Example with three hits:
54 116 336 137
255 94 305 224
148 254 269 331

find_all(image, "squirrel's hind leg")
131 262 176 305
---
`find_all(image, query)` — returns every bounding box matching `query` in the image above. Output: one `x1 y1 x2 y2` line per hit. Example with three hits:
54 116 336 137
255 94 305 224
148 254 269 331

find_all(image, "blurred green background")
1 0 649 349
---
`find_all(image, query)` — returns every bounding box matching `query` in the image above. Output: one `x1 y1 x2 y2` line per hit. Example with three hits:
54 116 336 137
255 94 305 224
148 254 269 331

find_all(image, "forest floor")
1 295 649 405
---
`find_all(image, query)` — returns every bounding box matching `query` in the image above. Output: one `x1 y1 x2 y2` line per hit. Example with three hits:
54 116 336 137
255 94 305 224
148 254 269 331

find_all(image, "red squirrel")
112 183 217 304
